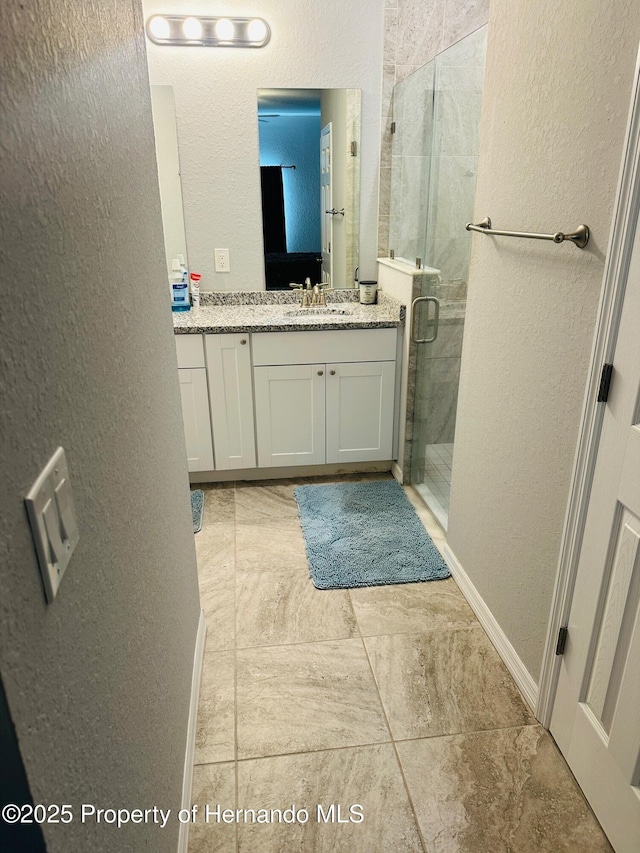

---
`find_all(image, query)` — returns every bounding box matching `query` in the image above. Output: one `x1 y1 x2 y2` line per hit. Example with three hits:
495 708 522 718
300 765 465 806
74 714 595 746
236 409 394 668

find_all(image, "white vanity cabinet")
205 333 256 470
252 329 397 468
175 336 214 472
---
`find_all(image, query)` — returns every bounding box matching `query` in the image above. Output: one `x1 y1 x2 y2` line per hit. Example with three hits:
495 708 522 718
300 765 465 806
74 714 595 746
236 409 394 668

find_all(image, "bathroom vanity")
173 290 404 480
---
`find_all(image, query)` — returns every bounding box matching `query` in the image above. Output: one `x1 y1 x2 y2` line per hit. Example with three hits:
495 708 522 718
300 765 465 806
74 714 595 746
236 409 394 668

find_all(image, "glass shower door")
390 26 488 529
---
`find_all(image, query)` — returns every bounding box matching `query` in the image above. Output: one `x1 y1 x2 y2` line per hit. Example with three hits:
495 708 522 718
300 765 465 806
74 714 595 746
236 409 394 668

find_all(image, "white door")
320 123 333 287
550 213 640 852
205 333 256 470
254 364 326 467
178 368 214 472
326 361 395 464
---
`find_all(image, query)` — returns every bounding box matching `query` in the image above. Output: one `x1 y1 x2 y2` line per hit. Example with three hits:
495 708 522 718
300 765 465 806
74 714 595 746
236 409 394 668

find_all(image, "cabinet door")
178 368 214 472
254 364 326 467
326 361 395 463
205 334 256 470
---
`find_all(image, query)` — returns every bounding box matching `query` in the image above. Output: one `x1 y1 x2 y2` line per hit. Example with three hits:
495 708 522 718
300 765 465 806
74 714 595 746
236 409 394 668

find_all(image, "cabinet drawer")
252 328 397 366
175 334 205 368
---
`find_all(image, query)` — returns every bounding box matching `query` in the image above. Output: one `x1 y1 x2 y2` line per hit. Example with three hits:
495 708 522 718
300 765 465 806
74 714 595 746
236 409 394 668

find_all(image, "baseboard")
189 460 393 484
442 544 539 715
177 609 207 853
391 461 403 483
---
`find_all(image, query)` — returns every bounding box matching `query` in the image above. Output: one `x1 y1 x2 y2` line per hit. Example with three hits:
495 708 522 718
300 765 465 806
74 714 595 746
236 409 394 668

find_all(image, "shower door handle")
411 296 440 343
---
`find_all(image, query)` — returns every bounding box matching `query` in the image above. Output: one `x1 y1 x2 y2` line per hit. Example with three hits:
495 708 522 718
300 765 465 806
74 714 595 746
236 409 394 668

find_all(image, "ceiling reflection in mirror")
257 88 361 289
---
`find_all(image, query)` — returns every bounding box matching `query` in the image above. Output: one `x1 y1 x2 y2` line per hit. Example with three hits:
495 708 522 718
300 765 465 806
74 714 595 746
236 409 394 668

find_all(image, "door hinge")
597 363 614 403
555 626 568 656
350 140 358 157
390 121 396 134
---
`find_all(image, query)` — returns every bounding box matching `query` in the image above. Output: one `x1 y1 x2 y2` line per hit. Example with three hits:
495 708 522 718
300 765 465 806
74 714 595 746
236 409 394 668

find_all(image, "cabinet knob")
329 369 336 375
317 370 324 376
240 339 247 345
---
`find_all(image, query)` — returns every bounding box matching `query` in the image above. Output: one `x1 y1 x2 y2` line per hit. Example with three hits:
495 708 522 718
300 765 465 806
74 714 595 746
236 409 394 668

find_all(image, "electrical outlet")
214 248 230 273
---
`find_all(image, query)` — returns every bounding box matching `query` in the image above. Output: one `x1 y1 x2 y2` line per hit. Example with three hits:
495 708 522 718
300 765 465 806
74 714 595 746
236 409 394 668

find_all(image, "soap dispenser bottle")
170 259 190 312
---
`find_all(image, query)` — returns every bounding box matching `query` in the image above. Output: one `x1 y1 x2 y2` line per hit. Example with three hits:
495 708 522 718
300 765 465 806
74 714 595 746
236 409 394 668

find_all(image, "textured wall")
143 0 385 290
447 0 640 682
0 2 201 851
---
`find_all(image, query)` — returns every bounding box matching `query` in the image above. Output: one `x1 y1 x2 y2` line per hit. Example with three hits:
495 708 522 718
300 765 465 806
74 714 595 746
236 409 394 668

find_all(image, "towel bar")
466 217 589 249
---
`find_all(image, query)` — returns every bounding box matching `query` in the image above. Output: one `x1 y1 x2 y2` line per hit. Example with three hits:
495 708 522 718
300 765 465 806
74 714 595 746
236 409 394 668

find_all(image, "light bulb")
148 16 170 41
215 18 235 41
182 17 202 40
247 19 267 43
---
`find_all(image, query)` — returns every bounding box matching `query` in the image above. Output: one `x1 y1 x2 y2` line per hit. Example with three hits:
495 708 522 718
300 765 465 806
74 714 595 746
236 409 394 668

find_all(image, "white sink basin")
283 307 354 317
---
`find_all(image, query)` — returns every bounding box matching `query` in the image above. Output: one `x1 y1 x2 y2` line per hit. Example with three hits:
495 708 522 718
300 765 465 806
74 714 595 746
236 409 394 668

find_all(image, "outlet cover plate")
214 248 230 272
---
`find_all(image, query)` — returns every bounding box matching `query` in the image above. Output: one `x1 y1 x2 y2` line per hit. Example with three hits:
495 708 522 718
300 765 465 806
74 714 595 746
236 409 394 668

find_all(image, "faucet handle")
289 282 303 289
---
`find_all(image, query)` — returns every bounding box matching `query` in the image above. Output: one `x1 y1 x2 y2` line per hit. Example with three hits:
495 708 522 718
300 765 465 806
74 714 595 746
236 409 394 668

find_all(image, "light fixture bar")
146 15 271 48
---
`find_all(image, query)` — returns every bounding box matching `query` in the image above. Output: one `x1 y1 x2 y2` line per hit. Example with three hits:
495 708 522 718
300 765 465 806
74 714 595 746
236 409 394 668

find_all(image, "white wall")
447 0 640 683
143 0 385 291
0 2 201 850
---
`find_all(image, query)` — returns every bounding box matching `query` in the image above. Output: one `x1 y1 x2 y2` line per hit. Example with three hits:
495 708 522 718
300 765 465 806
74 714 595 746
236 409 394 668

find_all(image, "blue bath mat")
294 479 450 589
191 489 204 534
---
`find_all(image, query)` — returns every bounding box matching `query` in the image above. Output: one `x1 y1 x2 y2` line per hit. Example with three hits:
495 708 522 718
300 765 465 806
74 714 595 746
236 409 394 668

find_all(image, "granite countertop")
172 289 404 335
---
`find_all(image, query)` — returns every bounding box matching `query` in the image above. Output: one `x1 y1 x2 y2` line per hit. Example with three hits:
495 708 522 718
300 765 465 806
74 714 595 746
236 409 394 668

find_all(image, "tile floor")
189 474 613 853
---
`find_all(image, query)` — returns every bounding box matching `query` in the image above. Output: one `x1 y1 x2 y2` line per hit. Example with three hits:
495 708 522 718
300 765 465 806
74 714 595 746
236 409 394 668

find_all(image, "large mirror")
257 88 361 289
149 85 187 277
150 85 361 290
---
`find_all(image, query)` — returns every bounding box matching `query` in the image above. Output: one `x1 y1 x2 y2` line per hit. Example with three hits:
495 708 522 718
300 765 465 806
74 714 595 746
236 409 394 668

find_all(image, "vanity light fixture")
145 15 271 47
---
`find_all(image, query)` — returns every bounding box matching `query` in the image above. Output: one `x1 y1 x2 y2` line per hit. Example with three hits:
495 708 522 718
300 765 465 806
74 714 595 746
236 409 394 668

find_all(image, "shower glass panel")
389 26 488 529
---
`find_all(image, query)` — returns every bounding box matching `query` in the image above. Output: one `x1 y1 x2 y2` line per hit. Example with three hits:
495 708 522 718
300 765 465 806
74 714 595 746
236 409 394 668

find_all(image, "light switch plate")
25 447 79 603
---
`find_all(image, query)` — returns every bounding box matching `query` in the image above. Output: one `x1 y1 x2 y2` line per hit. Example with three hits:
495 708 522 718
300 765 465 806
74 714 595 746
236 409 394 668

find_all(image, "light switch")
25 447 79 603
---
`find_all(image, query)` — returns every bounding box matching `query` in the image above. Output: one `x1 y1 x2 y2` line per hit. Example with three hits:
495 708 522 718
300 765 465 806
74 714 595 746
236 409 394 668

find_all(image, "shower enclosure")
389 26 488 529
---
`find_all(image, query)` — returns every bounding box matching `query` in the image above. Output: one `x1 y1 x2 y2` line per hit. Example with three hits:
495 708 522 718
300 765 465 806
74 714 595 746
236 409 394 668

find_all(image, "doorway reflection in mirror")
257 88 361 289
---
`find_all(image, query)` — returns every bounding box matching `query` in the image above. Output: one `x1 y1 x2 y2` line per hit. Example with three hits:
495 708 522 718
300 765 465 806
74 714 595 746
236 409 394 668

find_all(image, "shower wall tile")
434 90 484 156
420 320 465 360
380 113 394 170
432 236 472 282
414 356 461 445
384 8 399 65
438 63 486 94
394 66 434 157
378 214 390 257
381 64 397 119
396 0 444 68
442 0 490 51
378 166 392 226
388 155 429 260
432 156 477 236
379 0 489 257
